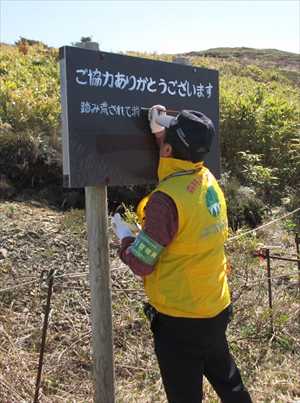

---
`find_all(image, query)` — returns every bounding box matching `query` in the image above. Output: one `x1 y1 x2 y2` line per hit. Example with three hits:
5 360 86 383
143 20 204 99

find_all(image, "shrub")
219 76 299 202
0 123 61 189
220 174 268 231
0 125 38 185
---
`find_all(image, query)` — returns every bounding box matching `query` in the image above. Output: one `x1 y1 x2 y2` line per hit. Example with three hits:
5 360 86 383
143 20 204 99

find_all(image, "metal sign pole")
78 41 115 403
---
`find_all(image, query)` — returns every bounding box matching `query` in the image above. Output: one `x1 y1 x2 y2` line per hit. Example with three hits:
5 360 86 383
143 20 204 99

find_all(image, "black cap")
166 110 215 162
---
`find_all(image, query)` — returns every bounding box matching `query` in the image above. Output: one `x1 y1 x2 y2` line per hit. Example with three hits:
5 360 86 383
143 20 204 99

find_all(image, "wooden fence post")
295 233 300 293
77 40 115 403
265 248 274 334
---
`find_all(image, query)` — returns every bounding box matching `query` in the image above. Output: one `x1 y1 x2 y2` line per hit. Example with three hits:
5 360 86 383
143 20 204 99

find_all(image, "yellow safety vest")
141 157 231 318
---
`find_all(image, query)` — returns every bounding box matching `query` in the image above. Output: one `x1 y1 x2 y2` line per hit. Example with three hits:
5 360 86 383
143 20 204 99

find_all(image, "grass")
0 201 299 402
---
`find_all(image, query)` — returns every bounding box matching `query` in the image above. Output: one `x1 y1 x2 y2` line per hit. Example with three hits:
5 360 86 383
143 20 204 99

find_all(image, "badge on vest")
205 186 221 217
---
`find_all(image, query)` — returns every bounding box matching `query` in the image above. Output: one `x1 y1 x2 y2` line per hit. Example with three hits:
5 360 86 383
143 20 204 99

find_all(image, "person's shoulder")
148 190 176 208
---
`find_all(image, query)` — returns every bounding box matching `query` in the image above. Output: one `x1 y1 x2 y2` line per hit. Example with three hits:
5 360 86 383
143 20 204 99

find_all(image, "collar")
158 157 204 182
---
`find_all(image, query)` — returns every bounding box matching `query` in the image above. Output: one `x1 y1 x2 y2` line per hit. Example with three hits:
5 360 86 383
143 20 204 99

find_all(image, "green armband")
130 231 164 266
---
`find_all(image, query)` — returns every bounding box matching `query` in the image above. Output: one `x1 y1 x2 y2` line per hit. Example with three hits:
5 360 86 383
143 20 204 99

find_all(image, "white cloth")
148 105 174 133
111 213 133 240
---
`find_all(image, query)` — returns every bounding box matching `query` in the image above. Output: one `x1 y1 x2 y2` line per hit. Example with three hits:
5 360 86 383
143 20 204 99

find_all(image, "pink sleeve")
119 191 178 277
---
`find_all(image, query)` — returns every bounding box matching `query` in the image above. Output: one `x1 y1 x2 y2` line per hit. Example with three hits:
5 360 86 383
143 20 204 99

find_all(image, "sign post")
85 184 114 403
75 41 115 403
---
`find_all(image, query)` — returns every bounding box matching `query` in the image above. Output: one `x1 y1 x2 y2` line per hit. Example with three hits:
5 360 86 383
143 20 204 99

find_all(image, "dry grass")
0 201 299 402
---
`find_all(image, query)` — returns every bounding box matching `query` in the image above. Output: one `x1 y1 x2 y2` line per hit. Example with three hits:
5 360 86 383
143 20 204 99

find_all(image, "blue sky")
1 0 299 54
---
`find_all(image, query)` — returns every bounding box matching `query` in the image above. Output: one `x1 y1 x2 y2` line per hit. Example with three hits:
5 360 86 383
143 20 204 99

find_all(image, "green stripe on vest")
130 231 164 266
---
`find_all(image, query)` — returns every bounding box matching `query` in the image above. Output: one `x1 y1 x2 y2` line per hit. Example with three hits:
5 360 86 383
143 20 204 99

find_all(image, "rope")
55 271 88 279
0 279 39 293
0 272 89 293
227 207 300 243
237 271 299 287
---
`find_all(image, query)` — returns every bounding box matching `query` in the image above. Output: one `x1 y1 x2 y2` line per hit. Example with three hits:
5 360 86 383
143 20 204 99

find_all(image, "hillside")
181 47 300 86
185 47 299 70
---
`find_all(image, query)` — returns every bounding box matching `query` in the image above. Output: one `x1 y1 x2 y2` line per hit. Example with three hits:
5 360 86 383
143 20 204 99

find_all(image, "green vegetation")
0 41 299 224
0 42 61 193
0 42 60 132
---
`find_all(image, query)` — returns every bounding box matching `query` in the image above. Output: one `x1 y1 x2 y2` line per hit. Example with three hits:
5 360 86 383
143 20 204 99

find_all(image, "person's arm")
118 104 177 275
119 191 178 277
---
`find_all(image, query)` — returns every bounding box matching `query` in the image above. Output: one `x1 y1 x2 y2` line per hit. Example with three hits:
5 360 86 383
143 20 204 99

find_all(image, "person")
112 105 252 403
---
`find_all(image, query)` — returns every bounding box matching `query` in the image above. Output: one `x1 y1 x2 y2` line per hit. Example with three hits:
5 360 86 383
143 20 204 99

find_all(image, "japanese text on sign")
75 68 213 99
80 101 141 118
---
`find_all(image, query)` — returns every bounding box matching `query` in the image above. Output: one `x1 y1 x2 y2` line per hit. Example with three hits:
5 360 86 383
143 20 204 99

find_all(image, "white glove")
148 105 174 134
111 213 133 241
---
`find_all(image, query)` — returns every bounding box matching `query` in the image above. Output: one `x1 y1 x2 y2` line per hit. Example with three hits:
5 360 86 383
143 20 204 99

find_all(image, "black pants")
151 305 252 403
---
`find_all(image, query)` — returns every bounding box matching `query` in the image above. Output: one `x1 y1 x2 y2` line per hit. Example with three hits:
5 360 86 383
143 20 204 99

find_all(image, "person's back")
112 105 252 403
145 161 230 318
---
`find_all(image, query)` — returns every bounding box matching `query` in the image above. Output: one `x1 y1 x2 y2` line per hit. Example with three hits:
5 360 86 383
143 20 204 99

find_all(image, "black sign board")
59 46 219 187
